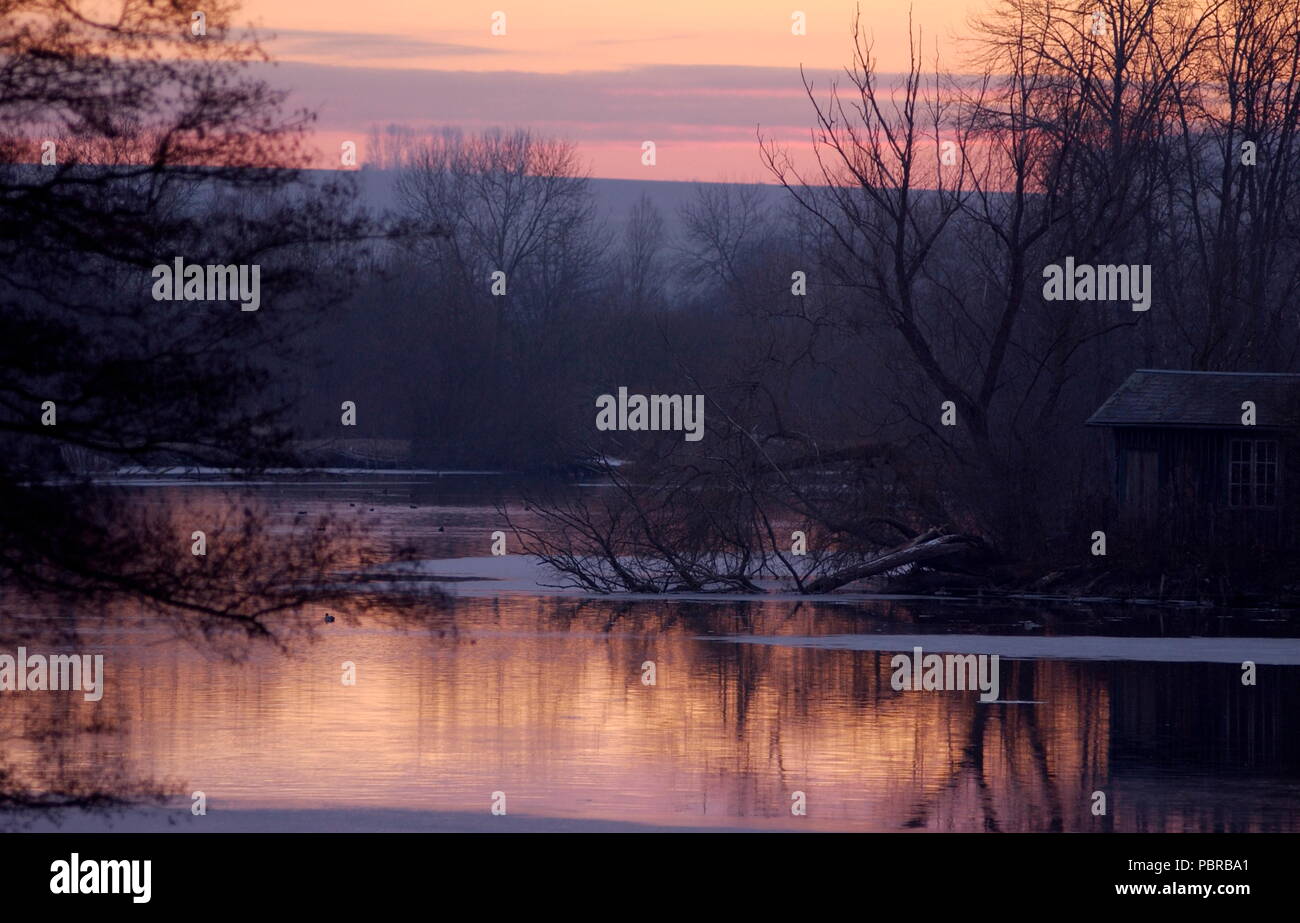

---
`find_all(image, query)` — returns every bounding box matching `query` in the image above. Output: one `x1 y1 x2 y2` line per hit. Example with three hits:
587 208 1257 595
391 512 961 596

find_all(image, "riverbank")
11 806 746 834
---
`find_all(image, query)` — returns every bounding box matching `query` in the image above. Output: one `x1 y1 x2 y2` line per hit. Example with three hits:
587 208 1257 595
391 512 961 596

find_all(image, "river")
3 475 1299 832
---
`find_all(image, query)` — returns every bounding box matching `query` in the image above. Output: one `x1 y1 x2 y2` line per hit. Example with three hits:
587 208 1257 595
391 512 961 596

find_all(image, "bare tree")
520 0 1300 588
616 192 668 311
395 127 602 325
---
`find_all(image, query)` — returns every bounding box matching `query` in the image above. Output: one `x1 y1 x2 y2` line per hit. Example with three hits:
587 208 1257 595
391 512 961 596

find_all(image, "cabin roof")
1087 369 1300 429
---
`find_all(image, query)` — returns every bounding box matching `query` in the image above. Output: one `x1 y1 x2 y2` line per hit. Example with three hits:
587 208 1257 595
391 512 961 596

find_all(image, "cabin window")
1228 439 1278 507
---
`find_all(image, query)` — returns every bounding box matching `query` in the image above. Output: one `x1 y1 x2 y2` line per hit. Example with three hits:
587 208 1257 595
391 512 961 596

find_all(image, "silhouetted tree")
0 0 400 633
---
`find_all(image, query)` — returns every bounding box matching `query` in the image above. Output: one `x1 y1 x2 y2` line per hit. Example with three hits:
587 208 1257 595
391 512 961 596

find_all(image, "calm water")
3 476 1300 832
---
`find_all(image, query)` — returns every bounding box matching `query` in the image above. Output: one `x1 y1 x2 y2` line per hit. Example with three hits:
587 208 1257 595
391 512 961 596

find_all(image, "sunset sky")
240 1 976 180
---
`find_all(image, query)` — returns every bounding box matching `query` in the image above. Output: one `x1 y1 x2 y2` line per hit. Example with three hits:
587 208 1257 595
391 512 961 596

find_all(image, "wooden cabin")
1087 370 1300 548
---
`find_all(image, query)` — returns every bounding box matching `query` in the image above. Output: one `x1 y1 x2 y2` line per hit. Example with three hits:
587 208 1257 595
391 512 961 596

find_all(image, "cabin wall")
1112 427 1298 549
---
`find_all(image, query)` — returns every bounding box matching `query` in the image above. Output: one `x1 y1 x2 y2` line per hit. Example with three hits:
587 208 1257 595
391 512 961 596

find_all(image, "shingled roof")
1087 370 1300 429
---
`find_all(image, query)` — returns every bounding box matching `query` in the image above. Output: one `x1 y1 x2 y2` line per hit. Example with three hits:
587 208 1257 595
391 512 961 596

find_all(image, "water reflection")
4 589 1299 831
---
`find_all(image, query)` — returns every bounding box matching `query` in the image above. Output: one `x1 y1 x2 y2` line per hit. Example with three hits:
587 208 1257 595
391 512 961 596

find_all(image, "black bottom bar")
0 832 1280 910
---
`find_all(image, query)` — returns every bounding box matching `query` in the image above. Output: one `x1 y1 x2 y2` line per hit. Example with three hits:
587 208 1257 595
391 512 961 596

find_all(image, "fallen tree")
801 528 986 593
508 454 989 595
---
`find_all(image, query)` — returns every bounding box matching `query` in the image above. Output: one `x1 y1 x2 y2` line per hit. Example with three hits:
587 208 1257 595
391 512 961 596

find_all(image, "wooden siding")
1112 427 1297 548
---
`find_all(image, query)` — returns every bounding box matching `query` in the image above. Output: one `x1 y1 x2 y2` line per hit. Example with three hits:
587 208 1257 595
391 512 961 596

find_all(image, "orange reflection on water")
6 590 1298 831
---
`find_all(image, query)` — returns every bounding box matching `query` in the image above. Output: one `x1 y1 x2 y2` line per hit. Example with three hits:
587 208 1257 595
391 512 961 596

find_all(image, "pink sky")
240 0 977 180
